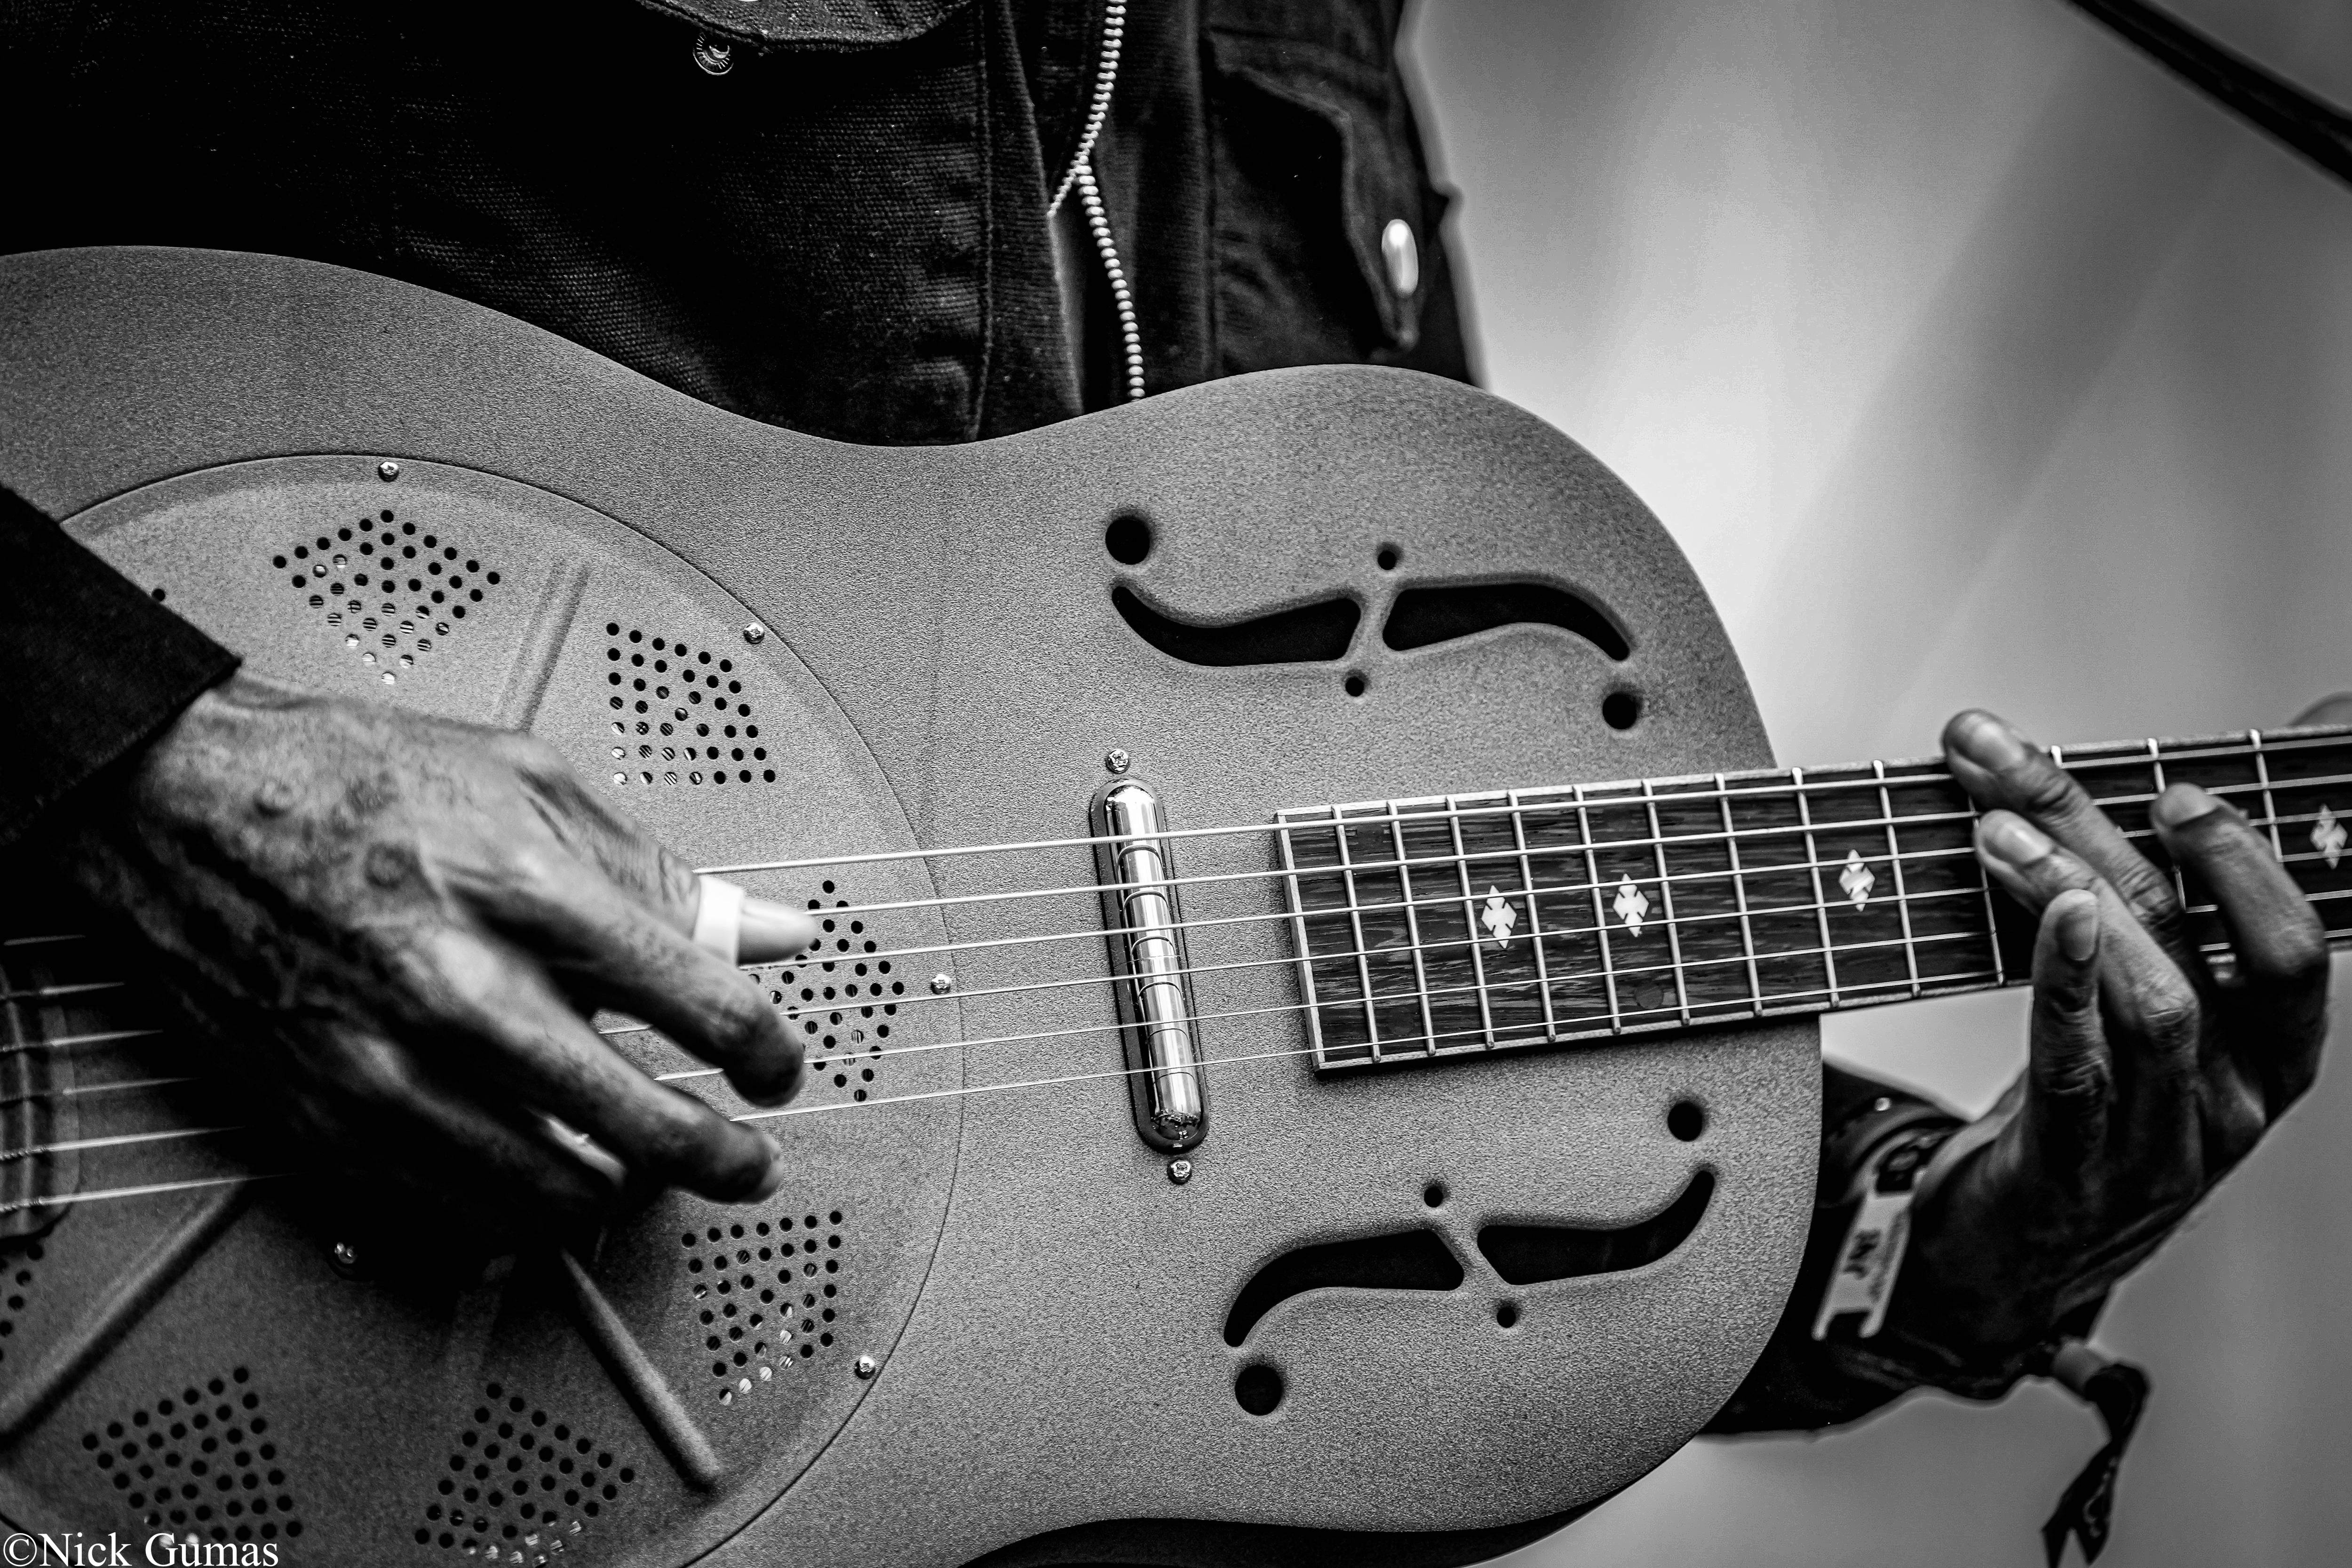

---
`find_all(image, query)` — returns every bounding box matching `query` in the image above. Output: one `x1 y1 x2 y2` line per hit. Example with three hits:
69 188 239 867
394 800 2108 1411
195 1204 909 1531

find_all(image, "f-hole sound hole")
1375 544 1401 571
1223 1228 1463 1345
1668 1100 1706 1142
1105 514 1153 565
1382 582 1632 660
1111 586 1360 667
1475 1171 1715 1286
1495 1302 1519 1329
1234 1364 1284 1416
1602 690 1641 730
1422 1181 1446 1209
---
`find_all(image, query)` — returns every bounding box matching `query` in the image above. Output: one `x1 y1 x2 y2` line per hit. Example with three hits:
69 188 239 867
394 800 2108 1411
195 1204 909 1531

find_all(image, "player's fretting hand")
1890 709 2330 1359
53 673 815 1224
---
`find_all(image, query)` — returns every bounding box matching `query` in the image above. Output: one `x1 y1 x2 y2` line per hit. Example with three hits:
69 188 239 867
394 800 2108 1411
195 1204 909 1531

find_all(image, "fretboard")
1276 724 2352 1070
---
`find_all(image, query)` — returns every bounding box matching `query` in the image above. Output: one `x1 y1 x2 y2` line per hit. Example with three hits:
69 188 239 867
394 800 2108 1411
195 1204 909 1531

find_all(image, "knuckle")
2138 983 2201 1045
2011 759 2080 817
2107 860 2180 921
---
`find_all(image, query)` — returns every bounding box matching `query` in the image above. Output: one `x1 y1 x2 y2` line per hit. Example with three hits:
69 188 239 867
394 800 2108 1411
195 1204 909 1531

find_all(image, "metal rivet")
692 34 734 74
929 973 954 995
1381 218 1419 299
329 1240 361 1274
377 461 400 482
743 621 767 645
853 1354 879 1380
1167 1159 1193 1186
1104 748 1130 774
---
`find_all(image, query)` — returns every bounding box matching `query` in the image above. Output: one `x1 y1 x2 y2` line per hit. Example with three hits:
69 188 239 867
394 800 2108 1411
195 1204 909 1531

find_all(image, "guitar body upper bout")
0 247 1820 1567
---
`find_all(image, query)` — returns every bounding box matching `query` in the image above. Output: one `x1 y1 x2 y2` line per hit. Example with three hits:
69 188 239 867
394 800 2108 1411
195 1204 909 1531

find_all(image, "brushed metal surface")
0 248 1819 1567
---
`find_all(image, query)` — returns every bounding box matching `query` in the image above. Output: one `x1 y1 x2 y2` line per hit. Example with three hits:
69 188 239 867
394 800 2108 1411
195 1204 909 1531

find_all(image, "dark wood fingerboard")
1277 725 2352 1070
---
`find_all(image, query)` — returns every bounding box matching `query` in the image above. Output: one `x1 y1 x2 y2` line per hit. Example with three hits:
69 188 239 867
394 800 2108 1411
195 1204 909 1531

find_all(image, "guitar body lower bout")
0 248 1819 1567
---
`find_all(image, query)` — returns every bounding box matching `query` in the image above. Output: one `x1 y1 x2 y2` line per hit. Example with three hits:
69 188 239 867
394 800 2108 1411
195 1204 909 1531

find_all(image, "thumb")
2026 887 2111 1181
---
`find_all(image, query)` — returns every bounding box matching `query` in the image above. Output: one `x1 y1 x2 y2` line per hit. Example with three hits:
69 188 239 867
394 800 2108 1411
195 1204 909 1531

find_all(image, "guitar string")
781 754 2352 928
692 738 2352 881
6 756 2346 967
0 937 2050 1218
665 805 2338 990
0 934 2006 1175
13 817 2343 1090
10 798 2328 1082
612 869 2001 1067
15 892 2345 1188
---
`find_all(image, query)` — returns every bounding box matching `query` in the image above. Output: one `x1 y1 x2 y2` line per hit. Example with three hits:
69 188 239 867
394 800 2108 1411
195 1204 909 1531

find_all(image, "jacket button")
1381 218 1420 300
692 34 735 75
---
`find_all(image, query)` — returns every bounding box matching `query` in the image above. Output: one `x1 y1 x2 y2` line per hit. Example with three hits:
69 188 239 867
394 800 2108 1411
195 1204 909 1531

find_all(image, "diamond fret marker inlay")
1480 887 1518 947
1839 849 1875 908
1613 875 1649 934
2316 805 2346 870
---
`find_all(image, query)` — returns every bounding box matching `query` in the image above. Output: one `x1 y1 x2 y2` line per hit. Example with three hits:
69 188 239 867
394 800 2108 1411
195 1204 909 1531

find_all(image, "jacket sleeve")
0 483 240 847
1702 1061 1968 1433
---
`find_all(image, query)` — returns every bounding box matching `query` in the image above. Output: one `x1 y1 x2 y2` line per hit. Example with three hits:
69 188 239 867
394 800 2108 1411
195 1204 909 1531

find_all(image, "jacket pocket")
1205 21 1449 361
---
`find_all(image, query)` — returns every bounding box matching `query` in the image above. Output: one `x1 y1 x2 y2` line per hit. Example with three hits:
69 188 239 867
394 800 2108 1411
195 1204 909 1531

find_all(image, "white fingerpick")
691 874 747 963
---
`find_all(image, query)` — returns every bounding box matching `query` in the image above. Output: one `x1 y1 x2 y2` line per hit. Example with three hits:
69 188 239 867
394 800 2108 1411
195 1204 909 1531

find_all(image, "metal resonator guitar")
4 249 2349 1567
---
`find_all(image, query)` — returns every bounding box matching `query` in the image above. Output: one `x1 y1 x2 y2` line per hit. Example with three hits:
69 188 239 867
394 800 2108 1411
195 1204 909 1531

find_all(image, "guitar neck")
1276 724 2352 1070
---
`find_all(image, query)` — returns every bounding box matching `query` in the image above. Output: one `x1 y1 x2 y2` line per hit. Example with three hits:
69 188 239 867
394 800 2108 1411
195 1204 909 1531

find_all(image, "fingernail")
1979 812 2053 868
750 1136 786 1202
2151 782 2219 829
1953 711 2033 771
2053 889 2099 963
739 896 817 964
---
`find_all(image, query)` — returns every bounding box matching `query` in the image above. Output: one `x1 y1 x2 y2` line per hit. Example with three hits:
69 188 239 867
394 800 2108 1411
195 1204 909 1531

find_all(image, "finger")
691 876 818 967
2024 889 2110 1183
509 757 815 961
1976 812 2203 1066
2151 782 2330 1111
405 927 787 1203
286 1027 621 1222
1945 710 2193 970
467 846 805 1106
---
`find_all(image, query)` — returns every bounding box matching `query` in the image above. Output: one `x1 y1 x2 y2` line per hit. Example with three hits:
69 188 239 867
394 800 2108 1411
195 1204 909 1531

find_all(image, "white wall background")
1404 3 2352 1564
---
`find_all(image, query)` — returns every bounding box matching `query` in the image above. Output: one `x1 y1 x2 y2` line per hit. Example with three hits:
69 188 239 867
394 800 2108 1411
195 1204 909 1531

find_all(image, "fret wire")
2250 729 2287 862
1507 789 1560 1043
1970 786 2005 987
1446 795 1501 1051
2143 740 2196 913
1327 809 1387 1064
1717 774 1766 1018
1387 803 1441 1058
1792 768 1842 1006
1273 816 1331 1065
1874 759 1925 998
1642 780 1694 1026
1573 786 1627 1035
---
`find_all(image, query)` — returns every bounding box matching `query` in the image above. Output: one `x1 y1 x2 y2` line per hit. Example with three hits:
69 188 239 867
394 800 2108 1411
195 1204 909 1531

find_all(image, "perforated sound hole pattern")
0 1240 39 1367
603 624 773 787
682 1210 850 1406
270 508 501 685
770 881 900 1104
420 1383 638 1561
83 1368 301 1545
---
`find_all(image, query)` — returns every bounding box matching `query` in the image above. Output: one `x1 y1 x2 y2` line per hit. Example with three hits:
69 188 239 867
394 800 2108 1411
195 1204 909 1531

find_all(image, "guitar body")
0 249 1816 1566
